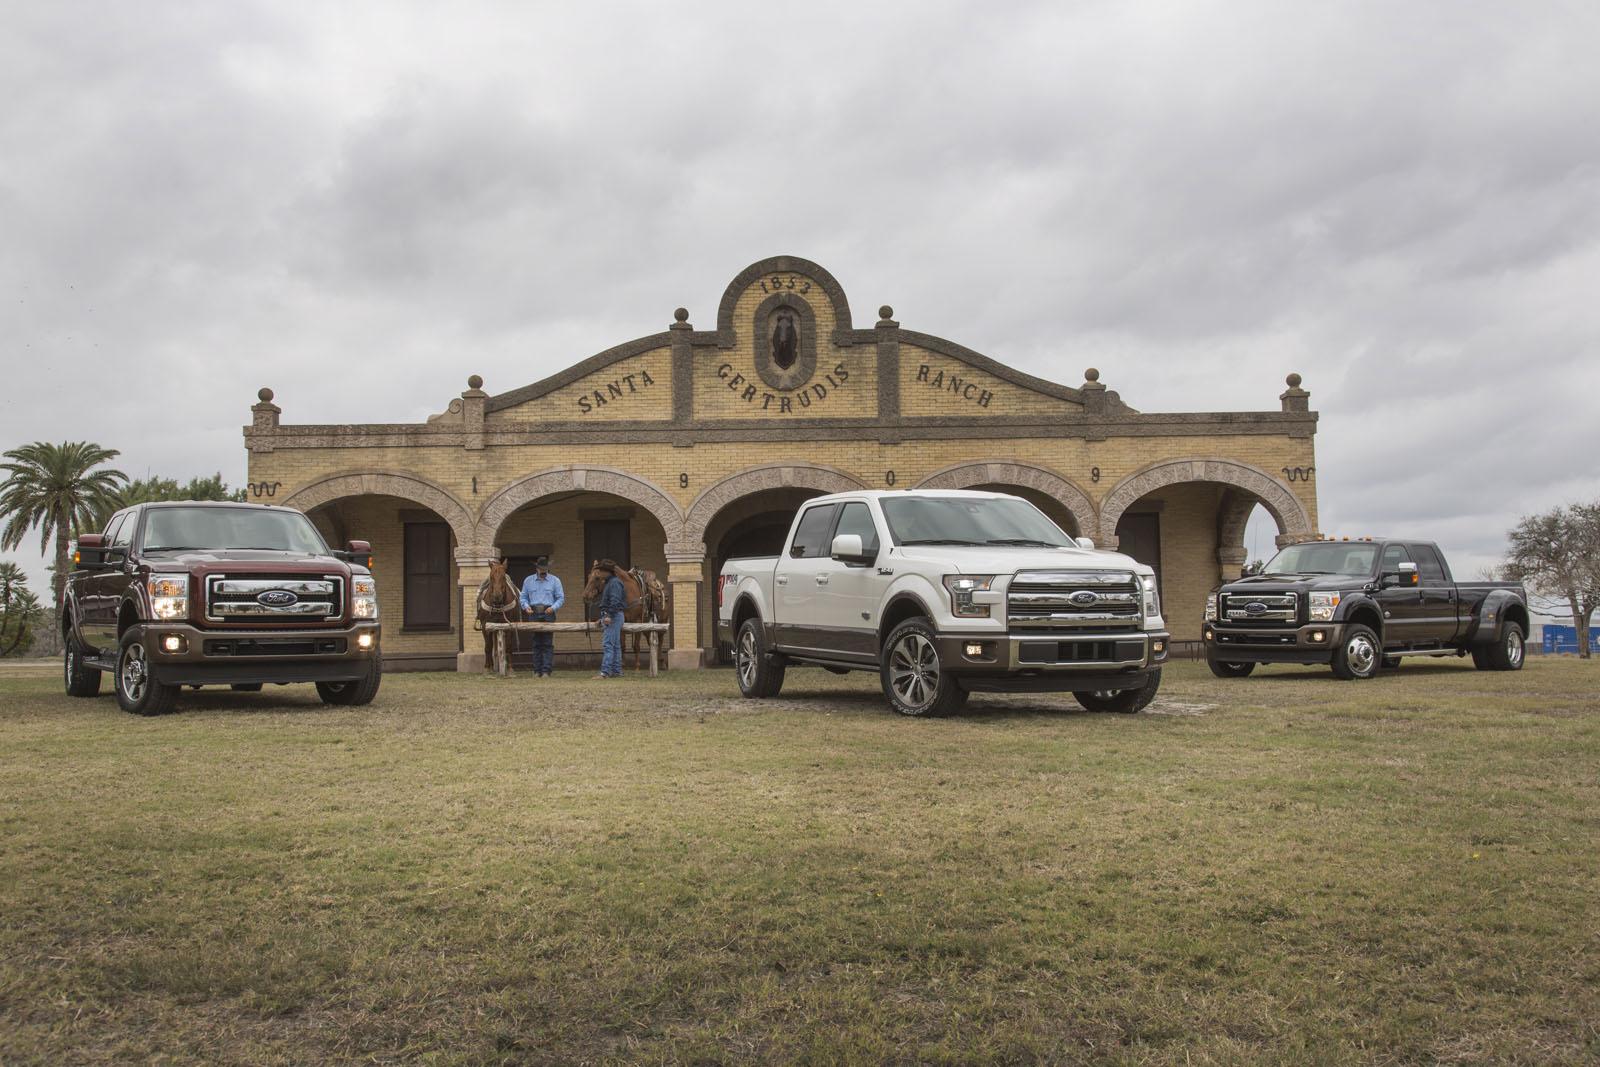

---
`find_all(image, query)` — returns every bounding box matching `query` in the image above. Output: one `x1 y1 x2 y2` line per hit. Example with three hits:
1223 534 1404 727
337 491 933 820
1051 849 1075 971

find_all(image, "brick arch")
1098 459 1311 545
915 461 1096 539
281 470 475 546
683 463 866 546
479 466 684 546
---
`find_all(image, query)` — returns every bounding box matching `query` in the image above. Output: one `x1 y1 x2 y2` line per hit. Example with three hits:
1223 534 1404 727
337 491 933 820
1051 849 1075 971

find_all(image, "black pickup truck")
64 501 382 715
1202 538 1529 680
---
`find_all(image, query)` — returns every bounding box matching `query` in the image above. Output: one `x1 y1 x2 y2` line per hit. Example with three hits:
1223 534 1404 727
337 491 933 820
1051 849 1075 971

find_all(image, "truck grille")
1219 592 1298 626
205 576 343 623
1007 570 1141 632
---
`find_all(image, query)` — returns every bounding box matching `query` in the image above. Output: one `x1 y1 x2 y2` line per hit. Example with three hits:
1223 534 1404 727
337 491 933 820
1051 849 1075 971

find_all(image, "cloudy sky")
3 1 1598 598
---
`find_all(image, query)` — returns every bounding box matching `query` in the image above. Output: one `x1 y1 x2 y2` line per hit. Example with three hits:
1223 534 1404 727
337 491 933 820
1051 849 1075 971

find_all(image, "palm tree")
0 442 127 634
0 562 43 656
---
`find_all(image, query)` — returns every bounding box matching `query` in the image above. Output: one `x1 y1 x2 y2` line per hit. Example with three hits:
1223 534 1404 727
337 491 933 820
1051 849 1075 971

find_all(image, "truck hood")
890 543 1151 576
142 548 356 575
1218 572 1360 594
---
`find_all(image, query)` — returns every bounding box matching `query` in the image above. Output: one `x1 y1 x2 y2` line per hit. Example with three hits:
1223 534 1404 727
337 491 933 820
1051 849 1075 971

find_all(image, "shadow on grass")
761 685 1097 723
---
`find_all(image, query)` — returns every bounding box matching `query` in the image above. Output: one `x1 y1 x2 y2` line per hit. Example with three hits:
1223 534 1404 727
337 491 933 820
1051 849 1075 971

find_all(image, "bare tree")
1503 503 1600 658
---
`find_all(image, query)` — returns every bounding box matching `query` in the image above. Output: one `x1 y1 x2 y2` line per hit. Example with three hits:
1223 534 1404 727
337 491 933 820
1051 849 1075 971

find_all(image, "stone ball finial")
257 387 274 403
1286 372 1303 388
878 305 894 321
468 374 483 390
674 307 689 323
1084 368 1100 382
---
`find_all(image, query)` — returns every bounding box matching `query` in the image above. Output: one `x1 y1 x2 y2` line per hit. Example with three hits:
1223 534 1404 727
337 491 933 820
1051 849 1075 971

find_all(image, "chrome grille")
1220 592 1298 626
205 576 343 623
1007 570 1141 631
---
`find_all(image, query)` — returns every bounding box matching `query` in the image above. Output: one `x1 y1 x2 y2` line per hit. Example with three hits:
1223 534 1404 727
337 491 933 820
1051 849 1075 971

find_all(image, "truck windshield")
141 507 329 554
880 497 1072 547
1263 542 1378 577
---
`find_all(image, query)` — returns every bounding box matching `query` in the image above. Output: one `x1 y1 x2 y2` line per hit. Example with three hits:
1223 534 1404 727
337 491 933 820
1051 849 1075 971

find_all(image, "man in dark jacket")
596 569 626 678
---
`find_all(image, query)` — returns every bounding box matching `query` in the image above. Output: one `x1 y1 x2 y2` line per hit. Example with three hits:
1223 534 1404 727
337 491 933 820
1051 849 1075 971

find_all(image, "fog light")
964 642 984 657
1204 628 1214 642
1309 630 1326 643
161 635 183 653
357 633 374 650
1152 639 1166 655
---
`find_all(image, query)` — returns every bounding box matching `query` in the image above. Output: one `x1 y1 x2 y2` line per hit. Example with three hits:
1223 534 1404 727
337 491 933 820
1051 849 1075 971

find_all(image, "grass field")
1 657 1596 1065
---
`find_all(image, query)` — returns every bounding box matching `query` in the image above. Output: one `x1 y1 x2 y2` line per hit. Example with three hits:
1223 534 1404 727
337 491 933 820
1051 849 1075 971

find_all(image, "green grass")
1 657 1596 1065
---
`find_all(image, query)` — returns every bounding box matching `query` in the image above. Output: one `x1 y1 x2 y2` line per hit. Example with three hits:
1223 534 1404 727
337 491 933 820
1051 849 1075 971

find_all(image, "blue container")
1542 625 1581 654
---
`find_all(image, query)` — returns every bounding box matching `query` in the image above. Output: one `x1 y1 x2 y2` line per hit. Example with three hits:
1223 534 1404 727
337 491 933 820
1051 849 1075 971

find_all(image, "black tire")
1206 655 1255 678
1074 669 1162 714
1331 624 1381 680
114 632 178 716
316 655 383 706
733 619 785 698
879 618 968 717
64 636 102 698
1478 623 1526 672
1470 644 1492 670
230 683 264 692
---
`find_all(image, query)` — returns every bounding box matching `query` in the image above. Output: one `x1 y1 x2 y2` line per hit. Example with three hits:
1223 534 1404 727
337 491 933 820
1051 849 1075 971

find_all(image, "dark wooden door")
403 522 452 629
583 519 631 621
1115 512 1162 596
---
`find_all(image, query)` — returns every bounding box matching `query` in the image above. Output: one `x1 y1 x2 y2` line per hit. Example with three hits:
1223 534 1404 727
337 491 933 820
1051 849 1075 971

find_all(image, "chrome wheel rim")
736 628 758 689
1346 633 1377 676
889 632 939 710
120 643 147 703
1506 630 1523 667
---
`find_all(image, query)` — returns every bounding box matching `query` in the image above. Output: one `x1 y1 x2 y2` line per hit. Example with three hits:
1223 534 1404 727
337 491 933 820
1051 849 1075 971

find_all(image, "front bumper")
135 621 381 686
1203 622 1344 664
934 629 1169 693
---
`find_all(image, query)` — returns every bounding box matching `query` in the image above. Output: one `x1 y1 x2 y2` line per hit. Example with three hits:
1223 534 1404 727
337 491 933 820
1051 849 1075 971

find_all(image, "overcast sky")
3 1 1598 599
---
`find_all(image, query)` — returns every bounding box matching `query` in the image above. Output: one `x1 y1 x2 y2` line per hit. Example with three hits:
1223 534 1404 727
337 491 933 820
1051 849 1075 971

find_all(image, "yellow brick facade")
246 256 1321 670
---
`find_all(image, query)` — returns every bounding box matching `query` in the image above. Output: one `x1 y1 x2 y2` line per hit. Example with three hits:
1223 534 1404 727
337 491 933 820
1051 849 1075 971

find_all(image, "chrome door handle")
815 575 829 585
775 576 788 586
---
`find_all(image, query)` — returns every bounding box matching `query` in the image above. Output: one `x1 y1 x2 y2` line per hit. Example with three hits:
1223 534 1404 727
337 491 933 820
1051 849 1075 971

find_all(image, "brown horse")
581 559 667 671
475 558 521 673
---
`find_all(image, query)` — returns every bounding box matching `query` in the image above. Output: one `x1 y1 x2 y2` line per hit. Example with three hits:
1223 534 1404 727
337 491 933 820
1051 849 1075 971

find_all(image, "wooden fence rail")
482 621 671 677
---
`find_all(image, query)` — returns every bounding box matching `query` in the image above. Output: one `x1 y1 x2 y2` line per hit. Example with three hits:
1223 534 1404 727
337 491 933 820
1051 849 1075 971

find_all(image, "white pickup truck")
716 489 1170 716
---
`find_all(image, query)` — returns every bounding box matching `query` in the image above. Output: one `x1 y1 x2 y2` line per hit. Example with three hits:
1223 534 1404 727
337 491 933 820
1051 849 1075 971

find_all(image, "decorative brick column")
455 547 498 673
665 542 706 670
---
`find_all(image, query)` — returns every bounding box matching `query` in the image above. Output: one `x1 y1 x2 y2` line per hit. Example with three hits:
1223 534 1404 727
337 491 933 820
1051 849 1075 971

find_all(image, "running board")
1389 648 1465 658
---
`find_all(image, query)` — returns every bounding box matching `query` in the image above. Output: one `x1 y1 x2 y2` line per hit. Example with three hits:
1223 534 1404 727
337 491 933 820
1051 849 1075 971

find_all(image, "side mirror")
1075 537 1096 551
831 533 870 563
1397 561 1419 587
74 534 107 569
341 539 374 568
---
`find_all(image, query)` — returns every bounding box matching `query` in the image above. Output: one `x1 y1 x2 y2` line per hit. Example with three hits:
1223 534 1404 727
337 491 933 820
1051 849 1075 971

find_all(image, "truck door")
1373 542 1427 648
80 512 130 652
810 501 888 662
1410 544 1460 643
773 503 839 652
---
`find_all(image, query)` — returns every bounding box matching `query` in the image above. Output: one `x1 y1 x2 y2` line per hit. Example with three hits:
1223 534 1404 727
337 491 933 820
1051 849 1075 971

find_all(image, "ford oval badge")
258 590 298 607
1245 601 1268 615
1069 590 1099 606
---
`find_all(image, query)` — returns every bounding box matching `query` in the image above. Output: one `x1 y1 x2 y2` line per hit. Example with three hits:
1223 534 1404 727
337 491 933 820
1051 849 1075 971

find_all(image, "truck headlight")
1142 575 1161 620
148 574 188 620
352 575 378 619
1205 593 1218 621
1309 591 1340 622
942 574 995 618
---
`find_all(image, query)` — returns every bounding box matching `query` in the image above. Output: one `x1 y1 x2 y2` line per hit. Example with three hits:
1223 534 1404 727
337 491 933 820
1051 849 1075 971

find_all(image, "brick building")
244 256 1321 671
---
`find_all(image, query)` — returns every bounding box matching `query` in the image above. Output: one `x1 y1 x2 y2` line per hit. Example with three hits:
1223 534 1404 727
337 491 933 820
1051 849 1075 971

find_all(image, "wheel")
1331 624 1381 680
879 618 968 717
733 619 785 698
1471 645 1492 669
1074 669 1162 713
1206 655 1255 678
1381 655 1402 669
1478 623 1525 672
316 655 383 706
230 683 263 692
114 633 178 716
64 637 102 698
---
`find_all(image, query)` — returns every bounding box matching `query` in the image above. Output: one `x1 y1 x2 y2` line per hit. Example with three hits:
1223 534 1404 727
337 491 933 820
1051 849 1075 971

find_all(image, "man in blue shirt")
596 570 626 679
518 556 564 677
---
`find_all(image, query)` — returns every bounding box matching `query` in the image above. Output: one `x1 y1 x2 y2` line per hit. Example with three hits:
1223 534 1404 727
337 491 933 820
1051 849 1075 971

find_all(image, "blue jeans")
600 613 624 677
527 609 555 674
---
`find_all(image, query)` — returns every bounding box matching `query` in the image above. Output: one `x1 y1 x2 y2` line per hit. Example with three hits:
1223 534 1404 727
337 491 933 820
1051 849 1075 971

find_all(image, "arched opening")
487 488 671 671
304 494 460 671
700 487 828 662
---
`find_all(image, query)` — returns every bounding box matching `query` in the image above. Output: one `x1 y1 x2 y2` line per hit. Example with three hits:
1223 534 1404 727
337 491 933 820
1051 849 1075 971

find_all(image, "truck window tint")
833 502 879 556
102 513 129 547
1412 544 1448 583
1380 543 1411 573
789 504 839 559
141 506 328 555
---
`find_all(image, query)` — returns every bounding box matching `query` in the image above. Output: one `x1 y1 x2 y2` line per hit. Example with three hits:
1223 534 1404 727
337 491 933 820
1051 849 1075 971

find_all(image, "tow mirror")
830 533 870 563
342 539 373 569
74 534 107 569
1075 537 1096 551
1382 561 1419 588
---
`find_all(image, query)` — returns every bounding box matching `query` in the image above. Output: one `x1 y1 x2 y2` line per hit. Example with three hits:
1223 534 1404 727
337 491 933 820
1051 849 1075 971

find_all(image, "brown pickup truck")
63 501 381 715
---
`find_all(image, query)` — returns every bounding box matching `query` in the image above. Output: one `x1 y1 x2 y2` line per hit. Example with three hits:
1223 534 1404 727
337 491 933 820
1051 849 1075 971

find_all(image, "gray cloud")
3 0 1597 591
